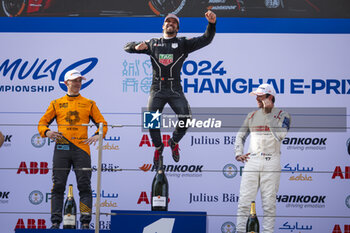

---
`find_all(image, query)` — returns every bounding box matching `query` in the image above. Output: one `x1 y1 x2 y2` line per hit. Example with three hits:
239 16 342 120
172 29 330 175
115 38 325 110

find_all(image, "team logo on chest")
171 43 178 49
159 54 173 66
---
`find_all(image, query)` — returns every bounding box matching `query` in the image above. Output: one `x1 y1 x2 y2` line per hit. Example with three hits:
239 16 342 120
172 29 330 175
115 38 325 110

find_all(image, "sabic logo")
139 134 170 147
221 221 236 233
15 219 47 229
29 190 44 205
222 164 238 179
31 134 46 148
332 224 350 233
94 200 117 208
96 142 119 151
332 166 350 179
17 162 49 174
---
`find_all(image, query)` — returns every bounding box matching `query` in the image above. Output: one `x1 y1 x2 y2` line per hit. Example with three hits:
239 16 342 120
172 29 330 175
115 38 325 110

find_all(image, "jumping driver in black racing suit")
124 10 216 167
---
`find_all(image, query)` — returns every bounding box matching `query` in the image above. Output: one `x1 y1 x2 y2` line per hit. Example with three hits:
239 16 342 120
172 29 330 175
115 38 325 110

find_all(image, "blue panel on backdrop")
0 17 350 33
111 210 206 233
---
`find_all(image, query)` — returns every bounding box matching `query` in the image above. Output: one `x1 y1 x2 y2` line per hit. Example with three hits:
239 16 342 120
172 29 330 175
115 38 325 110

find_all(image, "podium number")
143 218 175 233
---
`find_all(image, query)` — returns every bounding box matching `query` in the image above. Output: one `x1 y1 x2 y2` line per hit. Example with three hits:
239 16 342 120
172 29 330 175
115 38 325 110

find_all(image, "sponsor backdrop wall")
0 18 349 233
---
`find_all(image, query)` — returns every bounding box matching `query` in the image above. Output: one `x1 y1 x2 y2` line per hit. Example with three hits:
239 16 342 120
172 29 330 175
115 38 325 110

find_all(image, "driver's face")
163 18 179 34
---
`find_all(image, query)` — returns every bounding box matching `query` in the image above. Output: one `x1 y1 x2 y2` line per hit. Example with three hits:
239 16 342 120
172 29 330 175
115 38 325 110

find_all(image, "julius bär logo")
143 110 161 129
31 134 46 148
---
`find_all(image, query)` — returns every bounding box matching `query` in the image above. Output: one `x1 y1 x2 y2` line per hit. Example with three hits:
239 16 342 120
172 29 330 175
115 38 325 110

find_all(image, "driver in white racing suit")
235 83 291 233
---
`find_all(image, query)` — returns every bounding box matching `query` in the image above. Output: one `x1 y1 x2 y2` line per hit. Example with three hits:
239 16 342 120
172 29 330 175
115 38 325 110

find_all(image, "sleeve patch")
282 117 290 130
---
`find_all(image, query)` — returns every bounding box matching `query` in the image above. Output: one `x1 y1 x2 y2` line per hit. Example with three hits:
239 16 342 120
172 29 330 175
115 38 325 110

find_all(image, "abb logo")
137 192 170 205
15 219 47 229
332 166 350 179
332 224 350 233
139 134 170 147
17 162 49 174
138 191 150 204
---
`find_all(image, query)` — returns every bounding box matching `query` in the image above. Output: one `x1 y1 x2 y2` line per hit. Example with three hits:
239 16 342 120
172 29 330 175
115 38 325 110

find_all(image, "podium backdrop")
0 17 349 233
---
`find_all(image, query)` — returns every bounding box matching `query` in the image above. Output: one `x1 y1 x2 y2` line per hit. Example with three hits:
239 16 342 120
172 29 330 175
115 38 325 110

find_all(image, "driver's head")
163 14 180 35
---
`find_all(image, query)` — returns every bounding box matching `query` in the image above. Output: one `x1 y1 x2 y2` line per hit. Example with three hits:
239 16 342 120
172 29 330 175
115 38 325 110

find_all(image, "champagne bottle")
151 155 168 211
63 184 77 229
246 201 259 233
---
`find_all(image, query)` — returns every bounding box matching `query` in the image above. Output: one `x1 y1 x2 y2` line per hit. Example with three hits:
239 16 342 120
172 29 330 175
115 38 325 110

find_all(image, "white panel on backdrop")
0 32 349 233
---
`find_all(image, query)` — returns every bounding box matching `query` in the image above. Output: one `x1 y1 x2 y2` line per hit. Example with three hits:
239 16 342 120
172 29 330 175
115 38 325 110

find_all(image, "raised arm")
266 111 291 142
184 10 216 53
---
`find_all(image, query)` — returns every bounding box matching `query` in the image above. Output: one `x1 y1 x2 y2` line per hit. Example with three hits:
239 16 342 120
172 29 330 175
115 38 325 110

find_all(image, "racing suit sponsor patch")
159 54 173 66
56 145 70 150
282 117 290 130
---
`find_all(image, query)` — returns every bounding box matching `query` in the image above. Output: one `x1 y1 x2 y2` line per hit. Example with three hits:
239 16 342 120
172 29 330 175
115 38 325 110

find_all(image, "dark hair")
265 94 275 103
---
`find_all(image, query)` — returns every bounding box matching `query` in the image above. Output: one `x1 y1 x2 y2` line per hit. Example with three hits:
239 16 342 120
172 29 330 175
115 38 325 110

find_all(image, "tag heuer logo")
159 54 173 66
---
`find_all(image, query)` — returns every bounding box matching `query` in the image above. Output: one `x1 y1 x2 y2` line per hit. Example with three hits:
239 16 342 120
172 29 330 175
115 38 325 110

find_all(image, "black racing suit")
124 22 216 147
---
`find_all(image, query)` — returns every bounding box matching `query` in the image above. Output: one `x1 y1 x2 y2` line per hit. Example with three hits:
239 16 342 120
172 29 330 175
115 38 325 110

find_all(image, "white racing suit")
235 108 291 233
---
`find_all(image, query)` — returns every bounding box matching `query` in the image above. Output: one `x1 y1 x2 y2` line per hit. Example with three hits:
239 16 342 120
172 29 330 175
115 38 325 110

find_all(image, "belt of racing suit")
151 76 182 90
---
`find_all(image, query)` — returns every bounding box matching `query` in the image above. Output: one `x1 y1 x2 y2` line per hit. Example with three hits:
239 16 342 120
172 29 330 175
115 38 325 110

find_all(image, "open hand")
236 153 250 163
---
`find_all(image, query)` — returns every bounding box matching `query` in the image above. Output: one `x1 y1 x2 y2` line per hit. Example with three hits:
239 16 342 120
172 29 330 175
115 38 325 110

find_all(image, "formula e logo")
31 134 46 148
221 221 236 233
29 190 44 205
222 164 238 179
0 57 97 93
346 138 350 155
143 110 161 129
159 54 173 66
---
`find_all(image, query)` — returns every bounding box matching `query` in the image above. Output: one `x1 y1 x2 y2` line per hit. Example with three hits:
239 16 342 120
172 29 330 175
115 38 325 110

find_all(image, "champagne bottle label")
63 214 76 225
152 196 166 207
